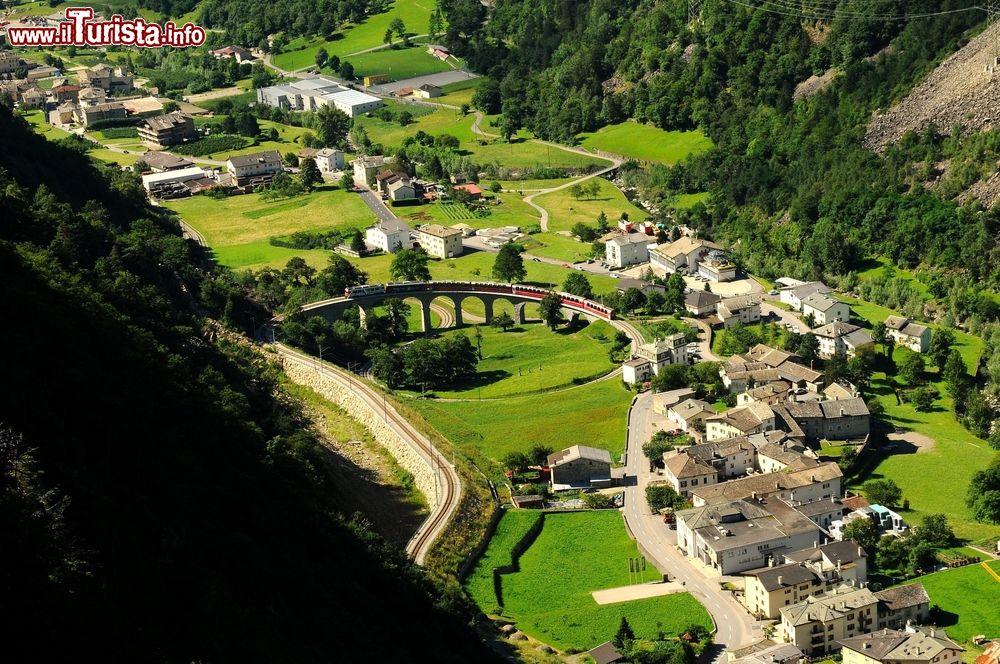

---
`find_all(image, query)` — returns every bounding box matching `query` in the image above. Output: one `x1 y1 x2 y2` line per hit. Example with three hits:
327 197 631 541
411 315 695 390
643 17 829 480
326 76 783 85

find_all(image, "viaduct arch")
299 282 616 334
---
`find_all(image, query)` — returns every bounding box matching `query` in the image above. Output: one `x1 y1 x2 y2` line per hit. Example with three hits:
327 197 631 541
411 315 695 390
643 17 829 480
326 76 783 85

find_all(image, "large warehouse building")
256 77 382 117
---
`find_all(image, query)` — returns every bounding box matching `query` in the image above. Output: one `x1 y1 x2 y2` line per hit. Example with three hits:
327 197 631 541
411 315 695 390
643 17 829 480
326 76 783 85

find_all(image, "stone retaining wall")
281 356 438 511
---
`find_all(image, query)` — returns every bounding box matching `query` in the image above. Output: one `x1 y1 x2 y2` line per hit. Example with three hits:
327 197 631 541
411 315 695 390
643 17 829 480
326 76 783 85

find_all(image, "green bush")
173 135 250 156
99 127 139 139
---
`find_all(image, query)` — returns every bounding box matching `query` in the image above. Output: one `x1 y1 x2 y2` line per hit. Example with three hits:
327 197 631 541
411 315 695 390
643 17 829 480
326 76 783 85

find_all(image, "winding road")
273 342 461 565
623 392 763 659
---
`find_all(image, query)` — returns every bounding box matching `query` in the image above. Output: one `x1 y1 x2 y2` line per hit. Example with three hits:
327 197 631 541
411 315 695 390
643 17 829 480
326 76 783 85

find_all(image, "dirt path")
592 581 684 605
185 86 242 104
885 431 937 454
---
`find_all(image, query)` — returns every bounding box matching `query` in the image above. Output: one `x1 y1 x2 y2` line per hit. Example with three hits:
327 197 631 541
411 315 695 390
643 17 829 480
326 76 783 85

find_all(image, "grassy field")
895 561 1000 643
519 232 595 263
435 78 482 107
474 511 712 651
354 103 472 149
88 148 140 166
165 184 375 268
464 509 542 611
401 193 539 231
410 376 631 462
22 110 71 140
533 177 647 233
578 122 713 164
669 192 710 209
346 46 452 80
839 294 1000 542
426 321 616 399
271 0 437 70
211 241 332 271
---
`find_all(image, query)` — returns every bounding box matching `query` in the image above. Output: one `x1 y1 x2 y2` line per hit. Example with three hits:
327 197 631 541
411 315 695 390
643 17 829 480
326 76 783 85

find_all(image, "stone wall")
280 356 438 511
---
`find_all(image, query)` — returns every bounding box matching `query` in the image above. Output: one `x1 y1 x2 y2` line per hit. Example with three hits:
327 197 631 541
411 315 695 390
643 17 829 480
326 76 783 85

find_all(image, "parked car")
768 289 779 296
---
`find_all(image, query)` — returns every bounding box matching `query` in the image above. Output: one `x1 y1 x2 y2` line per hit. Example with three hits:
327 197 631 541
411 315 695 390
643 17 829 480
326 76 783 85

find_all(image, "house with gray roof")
874 583 930 629
781 584 880 655
812 322 874 359
676 498 822 575
838 626 963 664
688 461 843 507
783 397 870 441
885 315 932 353
802 293 851 326
548 445 612 490
780 281 833 311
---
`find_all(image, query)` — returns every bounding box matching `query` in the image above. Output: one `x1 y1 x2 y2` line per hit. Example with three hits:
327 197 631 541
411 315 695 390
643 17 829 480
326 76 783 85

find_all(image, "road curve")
272 342 461 566
523 153 623 232
623 392 761 658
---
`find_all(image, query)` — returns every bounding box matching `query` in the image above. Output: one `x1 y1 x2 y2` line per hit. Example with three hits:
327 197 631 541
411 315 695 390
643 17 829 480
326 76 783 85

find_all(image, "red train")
343 281 615 320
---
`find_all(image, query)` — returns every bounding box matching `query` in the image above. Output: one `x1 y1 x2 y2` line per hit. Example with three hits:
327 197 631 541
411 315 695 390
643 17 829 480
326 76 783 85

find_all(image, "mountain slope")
0 106 502 663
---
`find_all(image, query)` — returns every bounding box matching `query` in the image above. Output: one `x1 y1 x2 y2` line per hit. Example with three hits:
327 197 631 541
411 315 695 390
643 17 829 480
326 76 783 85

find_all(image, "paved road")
273 343 461 565
761 302 809 334
682 316 723 362
356 186 400 225
623 392 762 658
523 154 623 232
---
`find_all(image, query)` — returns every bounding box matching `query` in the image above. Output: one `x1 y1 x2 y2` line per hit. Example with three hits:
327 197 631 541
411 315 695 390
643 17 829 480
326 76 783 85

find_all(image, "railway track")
272 343 461 566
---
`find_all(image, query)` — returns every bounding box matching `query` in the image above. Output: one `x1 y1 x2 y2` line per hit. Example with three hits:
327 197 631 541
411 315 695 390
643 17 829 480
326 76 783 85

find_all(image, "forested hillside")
446 0 1000 301
0 106 502 662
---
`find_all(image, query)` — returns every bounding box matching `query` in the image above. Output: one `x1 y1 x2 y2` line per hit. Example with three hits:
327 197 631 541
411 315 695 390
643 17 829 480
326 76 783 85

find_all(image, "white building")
365 218 411 253
352 155 385 186
812 322 874 359
717 296 762 328
322 88 384 117
884 315 932 353
140 166 212 192
705 402 775 441
256 77 383 116
605 232 652 269
621 335 689 385
226 150 283 185
314 148 345 172
415 224 463 258
779 281 832 311
801 293 851 326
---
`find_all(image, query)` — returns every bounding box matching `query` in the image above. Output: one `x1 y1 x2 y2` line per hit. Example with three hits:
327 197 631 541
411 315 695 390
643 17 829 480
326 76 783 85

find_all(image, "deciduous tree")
390 248 431 281
491 243 526 283
538 292 564 330
563 271 593 299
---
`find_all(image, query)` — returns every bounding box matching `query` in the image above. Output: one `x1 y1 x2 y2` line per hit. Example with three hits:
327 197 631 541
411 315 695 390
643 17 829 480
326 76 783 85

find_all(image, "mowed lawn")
164 185 376 267
435 78 482 107
271 0 437 69
410 376 631 461
347 46 452 80
534 177 648 233
840 294 1000 542
427 321 616 398
579 122 713 164
895 561 1000 643
400 193 540 231
23 109 71 140
489 511 712 651
465 510 542 610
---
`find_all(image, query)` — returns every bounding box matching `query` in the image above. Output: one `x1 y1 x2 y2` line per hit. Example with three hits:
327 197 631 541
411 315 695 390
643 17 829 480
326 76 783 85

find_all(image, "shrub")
173 135 250 156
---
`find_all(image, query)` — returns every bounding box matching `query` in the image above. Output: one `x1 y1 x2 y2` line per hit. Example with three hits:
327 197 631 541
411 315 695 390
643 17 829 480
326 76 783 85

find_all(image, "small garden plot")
473 511 712 651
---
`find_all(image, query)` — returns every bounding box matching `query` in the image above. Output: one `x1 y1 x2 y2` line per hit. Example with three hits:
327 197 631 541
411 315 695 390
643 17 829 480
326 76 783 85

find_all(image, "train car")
344 284 387 298
386 281 432 295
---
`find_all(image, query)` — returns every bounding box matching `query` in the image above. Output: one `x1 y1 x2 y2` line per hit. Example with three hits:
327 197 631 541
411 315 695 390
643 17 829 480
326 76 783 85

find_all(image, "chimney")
858 546 864 558
863 643 870 650
837 560 842 573
840 408 845 417
778 575 784 586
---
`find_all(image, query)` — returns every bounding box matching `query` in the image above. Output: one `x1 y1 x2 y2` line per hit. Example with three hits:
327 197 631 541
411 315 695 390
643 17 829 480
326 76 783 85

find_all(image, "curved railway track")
273 343 461 566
